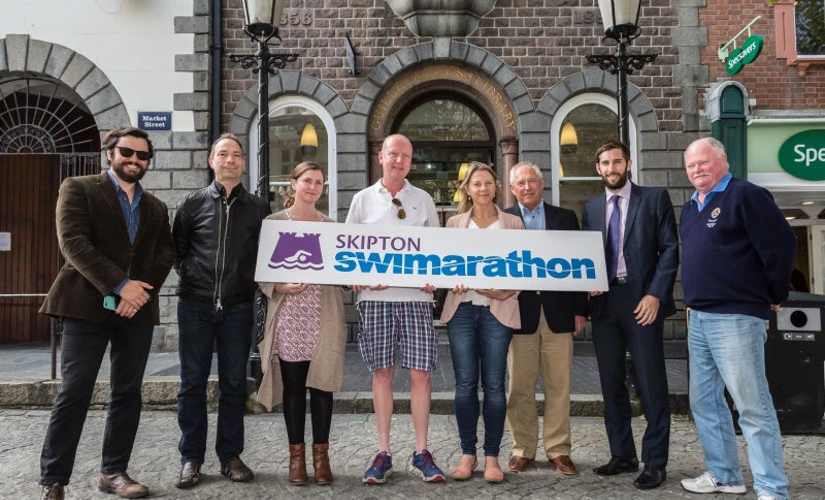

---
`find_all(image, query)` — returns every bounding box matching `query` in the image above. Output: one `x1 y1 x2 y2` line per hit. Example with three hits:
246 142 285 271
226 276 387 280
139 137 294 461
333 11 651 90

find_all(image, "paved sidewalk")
3 410 823 499
0 343 690 413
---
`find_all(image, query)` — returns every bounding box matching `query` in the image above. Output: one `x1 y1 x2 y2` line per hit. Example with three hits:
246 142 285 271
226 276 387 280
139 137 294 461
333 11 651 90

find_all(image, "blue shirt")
519 202 545 231
107 169 143 294
691 173 732 212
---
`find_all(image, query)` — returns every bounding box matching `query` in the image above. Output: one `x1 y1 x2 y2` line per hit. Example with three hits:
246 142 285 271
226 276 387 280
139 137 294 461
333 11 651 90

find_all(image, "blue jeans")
177 297 253 466
447 303 513 457
688 309 789 499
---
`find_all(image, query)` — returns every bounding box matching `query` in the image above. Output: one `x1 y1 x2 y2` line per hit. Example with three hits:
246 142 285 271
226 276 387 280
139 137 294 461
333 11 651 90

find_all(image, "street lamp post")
227 0 298 383
227 0 299 202
586 0 657 147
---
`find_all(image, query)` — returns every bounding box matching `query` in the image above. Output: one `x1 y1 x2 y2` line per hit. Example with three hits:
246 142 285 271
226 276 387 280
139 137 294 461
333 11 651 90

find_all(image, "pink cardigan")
438 206 524 329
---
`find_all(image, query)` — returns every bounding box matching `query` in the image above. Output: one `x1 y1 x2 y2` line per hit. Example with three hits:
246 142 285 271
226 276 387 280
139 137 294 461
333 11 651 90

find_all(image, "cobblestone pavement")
2 410 823 499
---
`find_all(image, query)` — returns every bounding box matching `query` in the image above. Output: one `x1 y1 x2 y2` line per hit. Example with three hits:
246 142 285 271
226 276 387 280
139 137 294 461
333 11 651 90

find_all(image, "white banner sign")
254 221 608 292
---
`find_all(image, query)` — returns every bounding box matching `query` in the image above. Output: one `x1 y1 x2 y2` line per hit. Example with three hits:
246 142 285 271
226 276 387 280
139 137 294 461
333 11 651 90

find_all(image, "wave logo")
269 232 324 270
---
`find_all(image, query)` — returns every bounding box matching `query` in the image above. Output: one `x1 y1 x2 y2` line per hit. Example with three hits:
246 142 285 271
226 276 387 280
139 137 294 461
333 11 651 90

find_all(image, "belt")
611 276 629 285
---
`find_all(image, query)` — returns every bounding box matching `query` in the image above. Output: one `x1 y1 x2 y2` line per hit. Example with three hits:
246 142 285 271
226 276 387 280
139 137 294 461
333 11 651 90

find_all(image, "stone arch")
348 40 538 194
0 35 130 132
227 71 350 159
537 67 659 144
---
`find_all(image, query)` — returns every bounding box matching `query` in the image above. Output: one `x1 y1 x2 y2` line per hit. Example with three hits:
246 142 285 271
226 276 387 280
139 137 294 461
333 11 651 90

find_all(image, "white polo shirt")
345 178 440 303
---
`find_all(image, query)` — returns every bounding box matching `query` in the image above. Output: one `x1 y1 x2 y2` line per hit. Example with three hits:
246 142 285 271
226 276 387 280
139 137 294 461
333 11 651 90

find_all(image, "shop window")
394 97 495 209
775 0 825 77
249 96 337 218
550 94 637 219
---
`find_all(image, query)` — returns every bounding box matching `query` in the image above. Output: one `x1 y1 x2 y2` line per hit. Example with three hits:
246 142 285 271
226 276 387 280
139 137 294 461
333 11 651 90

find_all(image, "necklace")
287 208 322 221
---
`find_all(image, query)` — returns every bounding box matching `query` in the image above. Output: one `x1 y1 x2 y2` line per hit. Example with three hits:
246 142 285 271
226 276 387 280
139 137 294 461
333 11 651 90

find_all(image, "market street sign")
137 112 172 131
726 35 764 75
778 129 825 181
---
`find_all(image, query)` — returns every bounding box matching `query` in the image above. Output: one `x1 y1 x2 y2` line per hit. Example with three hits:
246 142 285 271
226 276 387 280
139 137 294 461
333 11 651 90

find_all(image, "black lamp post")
227 0 298 384
227 0 299 202
586 0 657 147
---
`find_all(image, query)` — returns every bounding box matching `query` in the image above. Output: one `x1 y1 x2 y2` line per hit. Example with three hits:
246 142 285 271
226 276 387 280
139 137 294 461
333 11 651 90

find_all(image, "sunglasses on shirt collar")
391 198 406 220
115 146 152 161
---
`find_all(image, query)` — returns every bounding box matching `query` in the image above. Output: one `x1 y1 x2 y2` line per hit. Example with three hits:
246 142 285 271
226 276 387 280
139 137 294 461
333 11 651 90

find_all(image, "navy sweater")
680 177 796 320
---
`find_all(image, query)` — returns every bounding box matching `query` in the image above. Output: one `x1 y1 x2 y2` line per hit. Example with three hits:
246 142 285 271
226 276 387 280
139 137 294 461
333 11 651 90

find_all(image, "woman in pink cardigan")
440 162 524 483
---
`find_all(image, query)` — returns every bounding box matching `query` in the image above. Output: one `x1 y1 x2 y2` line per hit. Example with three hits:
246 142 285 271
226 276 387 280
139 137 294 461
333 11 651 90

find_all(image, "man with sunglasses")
38 127 175 500
345 134 444 485
172 133 271 489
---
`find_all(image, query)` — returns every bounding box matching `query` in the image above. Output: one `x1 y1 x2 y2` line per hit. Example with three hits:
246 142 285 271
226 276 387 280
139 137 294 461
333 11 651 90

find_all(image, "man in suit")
581 140 678 490
38 126 175 500
504 161 587 476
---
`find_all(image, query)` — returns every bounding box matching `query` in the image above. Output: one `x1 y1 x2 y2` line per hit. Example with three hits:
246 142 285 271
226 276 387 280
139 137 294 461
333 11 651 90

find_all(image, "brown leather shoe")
98 471 149 499
40 484 64 500
221 457 254 482
508 455 534 473
312 442 333 485
174 461 201 489
549 455 579 475
288 444 308 485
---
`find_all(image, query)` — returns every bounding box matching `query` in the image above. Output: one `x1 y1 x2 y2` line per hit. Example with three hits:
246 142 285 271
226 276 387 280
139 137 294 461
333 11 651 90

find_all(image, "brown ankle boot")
312 442 333 485
288 444 307 485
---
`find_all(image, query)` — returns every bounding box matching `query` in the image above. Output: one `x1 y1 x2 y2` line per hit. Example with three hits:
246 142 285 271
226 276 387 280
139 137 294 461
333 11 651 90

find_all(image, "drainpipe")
211 0 222 144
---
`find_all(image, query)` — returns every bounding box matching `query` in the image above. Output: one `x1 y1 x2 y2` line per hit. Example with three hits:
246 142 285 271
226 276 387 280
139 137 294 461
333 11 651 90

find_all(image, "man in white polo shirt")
346 134 444 485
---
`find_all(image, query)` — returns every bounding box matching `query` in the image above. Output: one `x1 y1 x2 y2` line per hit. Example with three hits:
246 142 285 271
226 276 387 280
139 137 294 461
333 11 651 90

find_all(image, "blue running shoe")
411 449 445 482
363 451 393 484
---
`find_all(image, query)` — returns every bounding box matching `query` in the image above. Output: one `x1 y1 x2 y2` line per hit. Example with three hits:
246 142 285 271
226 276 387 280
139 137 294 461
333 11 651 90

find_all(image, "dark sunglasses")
115 146 152 161
391 198 406 220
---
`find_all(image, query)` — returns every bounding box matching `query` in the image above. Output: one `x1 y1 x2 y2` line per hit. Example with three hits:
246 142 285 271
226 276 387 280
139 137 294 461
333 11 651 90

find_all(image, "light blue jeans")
688 309 789 499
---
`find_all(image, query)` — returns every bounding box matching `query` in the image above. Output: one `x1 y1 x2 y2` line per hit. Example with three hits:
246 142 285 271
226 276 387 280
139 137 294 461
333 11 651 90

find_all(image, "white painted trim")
249 95 338 220
549 93 638 206
748 172 825 191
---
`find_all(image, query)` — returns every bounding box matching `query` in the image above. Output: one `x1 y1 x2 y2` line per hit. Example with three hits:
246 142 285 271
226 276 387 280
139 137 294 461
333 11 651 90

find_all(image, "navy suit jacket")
581 183 679 321
505 202 588 334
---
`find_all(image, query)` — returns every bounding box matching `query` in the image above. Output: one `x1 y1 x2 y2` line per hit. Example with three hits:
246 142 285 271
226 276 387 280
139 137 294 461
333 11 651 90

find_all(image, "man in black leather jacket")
172 133 270 489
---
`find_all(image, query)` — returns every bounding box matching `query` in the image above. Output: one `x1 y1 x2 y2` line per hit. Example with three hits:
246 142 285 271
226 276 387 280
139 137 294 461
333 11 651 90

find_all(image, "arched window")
550 93 637 218
249 95 337 218
392 96 495 208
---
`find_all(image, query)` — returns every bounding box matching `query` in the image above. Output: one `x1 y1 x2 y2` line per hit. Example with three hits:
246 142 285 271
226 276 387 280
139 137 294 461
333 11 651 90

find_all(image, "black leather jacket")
173 180 271 308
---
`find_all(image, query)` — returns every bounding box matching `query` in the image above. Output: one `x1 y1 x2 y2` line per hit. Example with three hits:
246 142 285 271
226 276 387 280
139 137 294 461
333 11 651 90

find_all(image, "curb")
0 377 690 417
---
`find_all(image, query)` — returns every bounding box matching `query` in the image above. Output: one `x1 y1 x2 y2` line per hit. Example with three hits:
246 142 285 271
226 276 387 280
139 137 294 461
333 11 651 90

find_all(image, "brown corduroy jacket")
39 172 175 326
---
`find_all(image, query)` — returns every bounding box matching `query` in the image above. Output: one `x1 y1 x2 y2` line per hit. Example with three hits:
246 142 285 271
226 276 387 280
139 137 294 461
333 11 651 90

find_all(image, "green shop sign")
778 130 825 181
726 35 764 75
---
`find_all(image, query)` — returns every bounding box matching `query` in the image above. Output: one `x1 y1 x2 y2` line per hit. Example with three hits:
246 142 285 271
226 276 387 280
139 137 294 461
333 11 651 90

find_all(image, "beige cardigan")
439 206 524 329
255 210 347 411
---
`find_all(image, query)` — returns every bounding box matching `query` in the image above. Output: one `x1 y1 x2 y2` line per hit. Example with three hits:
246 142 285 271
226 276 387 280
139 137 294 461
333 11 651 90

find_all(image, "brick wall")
221 0 683 132
700 0 825 111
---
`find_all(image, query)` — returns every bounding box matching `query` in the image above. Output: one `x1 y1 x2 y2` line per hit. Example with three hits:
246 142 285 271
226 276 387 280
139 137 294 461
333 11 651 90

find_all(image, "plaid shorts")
357 301 438 372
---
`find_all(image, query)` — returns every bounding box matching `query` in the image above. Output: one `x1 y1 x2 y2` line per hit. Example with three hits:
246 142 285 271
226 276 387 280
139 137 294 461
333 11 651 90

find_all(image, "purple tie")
605 194 621 282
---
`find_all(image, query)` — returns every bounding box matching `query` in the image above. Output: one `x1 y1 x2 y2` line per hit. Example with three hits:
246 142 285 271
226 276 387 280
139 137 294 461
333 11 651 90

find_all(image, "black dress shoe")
175 461 201 489
634 468 666 489
592 456 639 476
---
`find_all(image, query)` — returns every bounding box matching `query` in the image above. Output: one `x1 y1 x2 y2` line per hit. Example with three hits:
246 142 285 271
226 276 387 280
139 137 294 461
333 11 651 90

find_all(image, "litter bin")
727 291 825 434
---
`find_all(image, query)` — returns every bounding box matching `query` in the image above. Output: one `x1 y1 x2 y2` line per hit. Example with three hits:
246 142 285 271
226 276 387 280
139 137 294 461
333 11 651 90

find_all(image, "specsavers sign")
778 130 825 181
726 35 763 75
255 221 609 292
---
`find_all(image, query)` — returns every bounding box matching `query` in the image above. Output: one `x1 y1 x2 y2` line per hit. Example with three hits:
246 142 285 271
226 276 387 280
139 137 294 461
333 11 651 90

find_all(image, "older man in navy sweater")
679 138 795 500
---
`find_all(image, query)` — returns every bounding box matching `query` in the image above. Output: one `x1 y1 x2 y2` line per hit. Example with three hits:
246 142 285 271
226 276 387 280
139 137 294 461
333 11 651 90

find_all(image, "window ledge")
774 0 825 78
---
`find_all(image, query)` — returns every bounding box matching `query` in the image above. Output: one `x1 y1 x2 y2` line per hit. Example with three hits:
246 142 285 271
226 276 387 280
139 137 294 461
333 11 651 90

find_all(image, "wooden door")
0 155 60 343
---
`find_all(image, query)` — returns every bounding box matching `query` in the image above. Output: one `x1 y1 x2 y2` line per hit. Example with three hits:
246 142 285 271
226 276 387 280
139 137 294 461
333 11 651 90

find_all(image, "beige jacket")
255 210 347 411
439 206 524 329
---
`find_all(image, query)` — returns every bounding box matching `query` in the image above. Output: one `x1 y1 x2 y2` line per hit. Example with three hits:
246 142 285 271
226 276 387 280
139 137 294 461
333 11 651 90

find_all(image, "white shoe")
757 496 777 500
681 472 747 494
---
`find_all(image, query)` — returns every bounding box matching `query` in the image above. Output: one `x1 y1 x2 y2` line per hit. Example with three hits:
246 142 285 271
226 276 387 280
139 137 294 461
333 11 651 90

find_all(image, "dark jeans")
40 316 153 485
279 358 333 445
447 302 513 457
177 297 253 466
